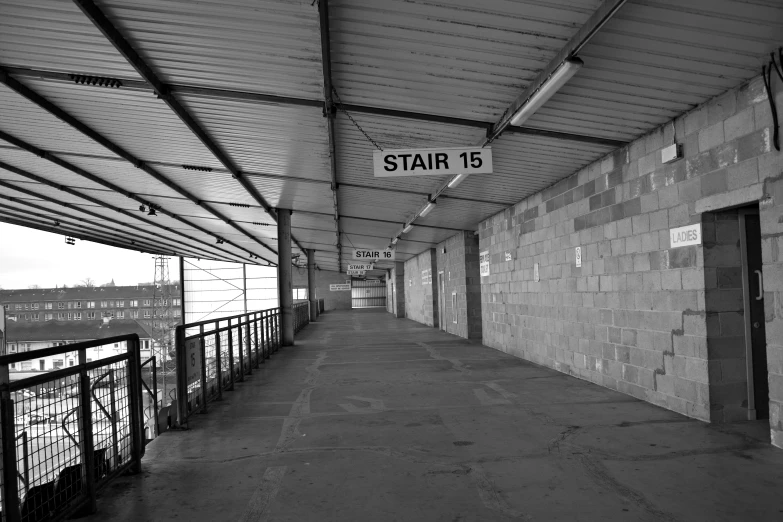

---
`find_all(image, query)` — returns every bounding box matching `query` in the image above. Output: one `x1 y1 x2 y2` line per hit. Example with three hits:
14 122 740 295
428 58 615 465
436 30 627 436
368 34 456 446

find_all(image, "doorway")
740 209 769 419
705 204 769 421
438 271 446 331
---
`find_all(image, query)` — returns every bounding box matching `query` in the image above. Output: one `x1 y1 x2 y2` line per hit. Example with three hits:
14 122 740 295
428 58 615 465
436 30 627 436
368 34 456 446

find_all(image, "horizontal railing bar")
179 307 279 331
0 333 139 364
5 353 131 391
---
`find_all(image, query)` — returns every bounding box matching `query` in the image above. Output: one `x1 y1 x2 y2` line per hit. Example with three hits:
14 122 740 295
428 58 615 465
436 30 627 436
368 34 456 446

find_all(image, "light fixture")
402 223 414 234
65 237 75 245
216 238 224 244
54 220 60 227
448 173 468 189
391 237 399 245
147 207 157 216
509 57 583 127
420 199 436 217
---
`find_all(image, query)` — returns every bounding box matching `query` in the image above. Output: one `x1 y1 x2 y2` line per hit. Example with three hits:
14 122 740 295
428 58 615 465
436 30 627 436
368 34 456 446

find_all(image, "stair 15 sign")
373 147 493 178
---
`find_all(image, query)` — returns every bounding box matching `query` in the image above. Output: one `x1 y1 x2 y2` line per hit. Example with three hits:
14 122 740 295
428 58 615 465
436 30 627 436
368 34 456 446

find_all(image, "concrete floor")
87 309 783 522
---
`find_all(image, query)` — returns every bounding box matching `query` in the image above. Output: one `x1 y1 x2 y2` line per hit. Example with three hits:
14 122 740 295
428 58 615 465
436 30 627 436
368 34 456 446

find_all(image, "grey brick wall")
435 231 483 339
476 74 783 448
292 269 350 311
404 249 438 327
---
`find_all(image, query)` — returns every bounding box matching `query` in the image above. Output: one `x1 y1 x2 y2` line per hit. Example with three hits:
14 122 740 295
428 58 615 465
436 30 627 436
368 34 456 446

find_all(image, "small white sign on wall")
504 252 511 262
670 223 702 248
534 262 540 282
479 251 490 277
575 247 582 268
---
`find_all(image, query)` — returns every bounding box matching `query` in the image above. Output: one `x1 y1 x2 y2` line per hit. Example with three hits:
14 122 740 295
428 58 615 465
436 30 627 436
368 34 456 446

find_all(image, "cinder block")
699 122 726 152
724 107 755 142
661 270 683 290
682 268 705 290
685 357 709 383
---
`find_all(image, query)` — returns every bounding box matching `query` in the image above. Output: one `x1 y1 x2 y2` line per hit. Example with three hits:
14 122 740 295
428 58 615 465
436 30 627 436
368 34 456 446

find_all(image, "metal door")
741 212 769 419
351 279 387 308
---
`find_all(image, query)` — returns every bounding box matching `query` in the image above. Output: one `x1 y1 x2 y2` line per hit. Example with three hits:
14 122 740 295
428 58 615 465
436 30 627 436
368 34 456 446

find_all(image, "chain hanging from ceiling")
331 86 384 151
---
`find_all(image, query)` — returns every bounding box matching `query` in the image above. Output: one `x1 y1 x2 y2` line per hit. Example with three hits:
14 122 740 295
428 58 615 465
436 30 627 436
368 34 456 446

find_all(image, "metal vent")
229 203 251 208
69 74 122 88
182 165 213 172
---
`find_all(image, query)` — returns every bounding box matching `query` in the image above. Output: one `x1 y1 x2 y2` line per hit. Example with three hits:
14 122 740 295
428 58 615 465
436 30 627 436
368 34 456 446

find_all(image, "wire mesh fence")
0 335 145 522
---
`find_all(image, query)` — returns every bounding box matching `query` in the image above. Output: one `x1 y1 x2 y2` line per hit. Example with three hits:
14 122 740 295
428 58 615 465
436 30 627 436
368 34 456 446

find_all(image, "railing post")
108 369 120 470
79 347 98 514
126 336 144 472
227 319 235 390
215 328 223 400
275 310 281 352
246 317 253 374
175 325 188 427
0 362 21 522
261 311 268 361
151 356 160 435
237 318 244 382
200 325 208 414
254 313 261 367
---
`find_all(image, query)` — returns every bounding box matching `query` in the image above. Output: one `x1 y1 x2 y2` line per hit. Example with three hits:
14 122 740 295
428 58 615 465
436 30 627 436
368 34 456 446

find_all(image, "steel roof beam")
71 0 311 260
0 73 276 265
4 66 625 149
0 193 225 262
0 165 253 265
318 0 343 272
0 202 209 260
0 213 196 259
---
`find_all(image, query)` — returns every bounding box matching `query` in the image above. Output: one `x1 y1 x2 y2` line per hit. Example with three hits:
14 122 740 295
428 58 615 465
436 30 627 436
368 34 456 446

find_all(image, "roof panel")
0 0 142 78
97 0 324 98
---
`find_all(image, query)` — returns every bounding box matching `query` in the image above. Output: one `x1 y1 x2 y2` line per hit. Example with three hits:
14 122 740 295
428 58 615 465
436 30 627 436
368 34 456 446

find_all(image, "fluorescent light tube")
509 58 583 127
391 237 399 245
420 200 436 217
448 173 468 189
402 224 414 233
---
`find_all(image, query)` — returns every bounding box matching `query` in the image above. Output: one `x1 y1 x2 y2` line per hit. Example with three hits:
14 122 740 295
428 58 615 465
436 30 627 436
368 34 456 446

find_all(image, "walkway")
87 309 783 521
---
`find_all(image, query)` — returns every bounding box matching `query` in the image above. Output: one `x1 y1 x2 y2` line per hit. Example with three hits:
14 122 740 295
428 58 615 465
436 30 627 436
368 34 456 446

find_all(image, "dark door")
745 213 769 419
438 273 445 331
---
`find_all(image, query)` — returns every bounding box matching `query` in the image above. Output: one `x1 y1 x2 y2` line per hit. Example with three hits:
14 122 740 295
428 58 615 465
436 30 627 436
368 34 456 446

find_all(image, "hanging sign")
670 224 701 248
330 283 351 291
373 147 493 178
347 263 373 271
347 270 366 276
479 251 490 277
352 249 395 261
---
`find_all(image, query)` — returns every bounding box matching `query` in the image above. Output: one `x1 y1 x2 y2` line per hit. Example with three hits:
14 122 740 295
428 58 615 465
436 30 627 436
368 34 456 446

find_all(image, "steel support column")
277 209 294 346
307 249 317 322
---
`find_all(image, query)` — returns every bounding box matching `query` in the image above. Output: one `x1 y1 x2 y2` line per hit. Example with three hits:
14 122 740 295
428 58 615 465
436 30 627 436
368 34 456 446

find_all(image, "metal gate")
351 279 387 308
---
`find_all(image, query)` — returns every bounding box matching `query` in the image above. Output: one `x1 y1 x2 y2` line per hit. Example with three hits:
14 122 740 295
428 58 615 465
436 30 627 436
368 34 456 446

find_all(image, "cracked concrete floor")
86 309 783 521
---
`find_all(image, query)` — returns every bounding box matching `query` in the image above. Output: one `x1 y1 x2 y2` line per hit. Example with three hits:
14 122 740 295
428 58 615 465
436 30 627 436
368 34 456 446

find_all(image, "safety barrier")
293 302 309 334
0 335 145 522
175 309 282 423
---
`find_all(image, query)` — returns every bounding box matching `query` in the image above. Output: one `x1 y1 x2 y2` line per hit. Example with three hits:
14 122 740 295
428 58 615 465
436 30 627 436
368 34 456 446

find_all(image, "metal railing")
293 302 309 334
0 335 145 522
175 308 283 423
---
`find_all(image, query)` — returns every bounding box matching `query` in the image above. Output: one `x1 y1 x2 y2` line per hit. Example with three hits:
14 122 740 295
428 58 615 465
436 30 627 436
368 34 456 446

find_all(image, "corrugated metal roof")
523 0 783 141
0 0 143 79
2 0 781 271
330 0 602 120
98 0 324 98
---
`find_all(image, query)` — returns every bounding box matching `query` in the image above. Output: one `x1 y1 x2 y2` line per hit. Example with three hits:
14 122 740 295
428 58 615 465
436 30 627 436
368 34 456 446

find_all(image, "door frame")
438 271 445 331
738 206 763 420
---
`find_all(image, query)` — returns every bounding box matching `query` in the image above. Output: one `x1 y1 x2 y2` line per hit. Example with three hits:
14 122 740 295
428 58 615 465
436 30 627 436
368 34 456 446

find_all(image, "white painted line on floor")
238 465 287 522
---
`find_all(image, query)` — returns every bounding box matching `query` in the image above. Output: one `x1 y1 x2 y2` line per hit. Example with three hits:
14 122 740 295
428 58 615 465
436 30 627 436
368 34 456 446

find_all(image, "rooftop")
6 318 153 342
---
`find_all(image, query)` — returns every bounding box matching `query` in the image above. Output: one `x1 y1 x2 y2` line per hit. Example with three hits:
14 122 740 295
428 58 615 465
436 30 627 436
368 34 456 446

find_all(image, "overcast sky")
0 222 180 289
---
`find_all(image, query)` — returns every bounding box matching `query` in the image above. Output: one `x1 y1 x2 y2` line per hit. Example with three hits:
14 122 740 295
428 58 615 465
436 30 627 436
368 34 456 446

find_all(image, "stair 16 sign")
373 147 493 178
353 249 394 261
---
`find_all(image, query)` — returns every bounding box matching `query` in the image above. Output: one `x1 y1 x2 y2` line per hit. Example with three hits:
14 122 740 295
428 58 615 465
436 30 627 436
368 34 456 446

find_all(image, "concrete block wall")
388 262 405 318
477 74 783 447
292 268 351 311
404 249 438 327
435 231 483 339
